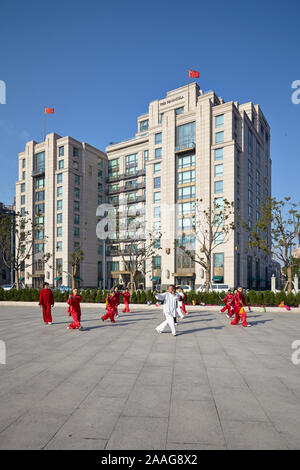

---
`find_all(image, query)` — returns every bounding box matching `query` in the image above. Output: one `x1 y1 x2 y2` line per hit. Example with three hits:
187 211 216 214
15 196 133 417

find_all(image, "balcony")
106 169 146 183
32 167 45 177
175 142 196 153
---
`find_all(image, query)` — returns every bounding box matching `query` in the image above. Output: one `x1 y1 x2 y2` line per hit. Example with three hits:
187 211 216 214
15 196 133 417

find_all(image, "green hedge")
0 287 300 306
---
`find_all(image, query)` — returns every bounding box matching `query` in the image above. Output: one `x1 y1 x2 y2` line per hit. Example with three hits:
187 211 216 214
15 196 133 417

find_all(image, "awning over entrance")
151 276 160 281
173 273 195 277
74 277 83 281
54 276 62 281
213 276 223 282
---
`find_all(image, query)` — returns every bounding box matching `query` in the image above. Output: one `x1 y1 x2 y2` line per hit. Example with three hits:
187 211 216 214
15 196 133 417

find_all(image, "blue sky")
0 0 299 206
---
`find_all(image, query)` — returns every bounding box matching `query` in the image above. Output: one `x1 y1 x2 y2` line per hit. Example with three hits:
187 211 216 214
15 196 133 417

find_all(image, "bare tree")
0 211 50 289
176 198 235 292
246 197 300 293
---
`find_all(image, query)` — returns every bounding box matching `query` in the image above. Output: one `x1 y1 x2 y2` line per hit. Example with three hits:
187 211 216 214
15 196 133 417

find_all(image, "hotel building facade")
15 133 107 289
105 82 272 290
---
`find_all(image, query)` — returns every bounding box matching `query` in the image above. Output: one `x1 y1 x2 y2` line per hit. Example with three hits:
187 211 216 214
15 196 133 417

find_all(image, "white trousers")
176 303 184 319
156 312 176 335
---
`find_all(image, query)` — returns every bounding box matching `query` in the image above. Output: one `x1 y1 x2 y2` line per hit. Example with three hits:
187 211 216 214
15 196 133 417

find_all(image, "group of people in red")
221 286 251 327
39 283 131 329
101 286 131 323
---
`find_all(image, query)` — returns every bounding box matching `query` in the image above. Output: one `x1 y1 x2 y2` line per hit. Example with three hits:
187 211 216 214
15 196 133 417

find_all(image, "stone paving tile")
1 305 300 450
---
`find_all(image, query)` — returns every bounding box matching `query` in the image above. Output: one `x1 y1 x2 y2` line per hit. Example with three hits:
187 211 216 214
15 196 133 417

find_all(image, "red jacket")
222 293 233 305
121 292 130 303
106 294 118 312
114 292 121 306
231 292 247 311
67 295 82 315
39 288 54 306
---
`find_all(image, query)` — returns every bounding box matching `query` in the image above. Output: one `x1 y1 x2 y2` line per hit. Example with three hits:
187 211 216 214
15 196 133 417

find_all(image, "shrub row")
0 288 300 307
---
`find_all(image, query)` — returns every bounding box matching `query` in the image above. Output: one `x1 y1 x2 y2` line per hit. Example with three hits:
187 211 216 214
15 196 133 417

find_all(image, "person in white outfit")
176 287 185 319
154 285 183 336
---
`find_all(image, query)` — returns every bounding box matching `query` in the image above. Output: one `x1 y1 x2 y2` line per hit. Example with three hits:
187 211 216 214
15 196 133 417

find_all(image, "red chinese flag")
188 70 200 78
45 107 54 114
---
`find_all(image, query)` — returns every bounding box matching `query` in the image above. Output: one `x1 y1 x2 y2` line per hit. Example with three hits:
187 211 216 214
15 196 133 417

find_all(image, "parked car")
0 284 14 290
176 285 192 292
196 284 229 293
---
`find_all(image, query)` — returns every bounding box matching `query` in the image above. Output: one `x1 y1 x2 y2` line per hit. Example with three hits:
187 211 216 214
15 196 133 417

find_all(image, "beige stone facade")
15 133 107 289
105 83 272 290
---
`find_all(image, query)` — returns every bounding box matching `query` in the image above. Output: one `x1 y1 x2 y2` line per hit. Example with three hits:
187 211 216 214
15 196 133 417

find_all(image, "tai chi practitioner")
38 282 54 324
67 289 83 330
231 287 251 327
155 285 182 336
220 289 233 318
113 286 121 318
176 287 185 319
102 290 117 323
121 288 130 313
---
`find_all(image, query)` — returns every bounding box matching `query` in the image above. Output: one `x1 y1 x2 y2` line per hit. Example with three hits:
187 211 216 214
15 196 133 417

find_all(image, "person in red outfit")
121 288 130 313
231 287 251 327
221 289 233 318
39 282 54 324
113 286 121 318
181 291 188 315
102 290 117 323
67 289 83 330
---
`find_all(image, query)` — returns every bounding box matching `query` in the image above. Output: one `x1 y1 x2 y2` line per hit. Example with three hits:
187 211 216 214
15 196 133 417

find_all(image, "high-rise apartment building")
105 82 272 290
0 202 15 286
15 133 107 288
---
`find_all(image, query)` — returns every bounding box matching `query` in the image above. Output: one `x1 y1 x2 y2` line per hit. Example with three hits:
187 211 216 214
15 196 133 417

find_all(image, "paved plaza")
0 304 300 450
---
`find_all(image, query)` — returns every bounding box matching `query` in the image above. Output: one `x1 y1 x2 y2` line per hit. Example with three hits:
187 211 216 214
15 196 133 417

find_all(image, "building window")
74 227 80 238
177 185 195 200
57 226 62 237
74 201 80 212
214 164 223 178
248 174 253 188
155 147 162 159
98 195 103 205
178 170 195 184
34 152 45 172
256 197 260 209
215 114 224 127
98 169 102 179
248 159 253 172
20 207 25 216
214 148 223 161
154 192 161 203
57 213 62 224
125 153 138 175
57 173 63 184
139 120 149 132
248 189 253 203
57 186 63 197
154 162 161 174
75 188 80 199
35 243 45 254
176 122 195 149
59 146 64 157
152 256 161 268
21 183 25 193
74 160 79 170
248 129 253 156
21 195 25 205
175 107 184 115
58 160 64 169
178 217 195 231
73 147 79 157
154 206 160 218
57 200 62 211
214 232 223 243
22 171 26 180
178 201 195 215
155 133 162 144
35 203 45 215
74 214 80 225
154 176 161 188
22 159 26 168
75 174 80 185
178 153 195 169
34 177 44 190
35 191 45 202
215 131 224 144
214 197 223 210
98 183 103 193
214 180 223 193
159 113 164 124
98 245 102 255
56 241 62 251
